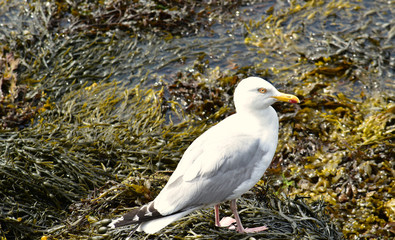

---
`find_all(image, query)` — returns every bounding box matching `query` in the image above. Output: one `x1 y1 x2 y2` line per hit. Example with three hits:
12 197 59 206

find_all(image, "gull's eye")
258 88 267 93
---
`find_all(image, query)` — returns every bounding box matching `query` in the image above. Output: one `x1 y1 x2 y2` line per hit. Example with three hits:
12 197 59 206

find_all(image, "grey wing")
154 135 267 215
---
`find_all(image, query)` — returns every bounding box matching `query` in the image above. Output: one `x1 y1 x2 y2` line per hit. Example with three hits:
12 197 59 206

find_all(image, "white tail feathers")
137 208 196 233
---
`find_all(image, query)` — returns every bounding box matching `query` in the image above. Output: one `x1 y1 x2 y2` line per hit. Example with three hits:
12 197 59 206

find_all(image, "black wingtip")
110 202 163 228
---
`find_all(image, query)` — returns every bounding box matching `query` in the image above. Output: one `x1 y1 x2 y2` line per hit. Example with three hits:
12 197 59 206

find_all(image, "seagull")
109 77 300 234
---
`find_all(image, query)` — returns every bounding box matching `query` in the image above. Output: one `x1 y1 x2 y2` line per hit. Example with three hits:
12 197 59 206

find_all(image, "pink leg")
214 204 236 227
214 204 220 227
230 199 268 233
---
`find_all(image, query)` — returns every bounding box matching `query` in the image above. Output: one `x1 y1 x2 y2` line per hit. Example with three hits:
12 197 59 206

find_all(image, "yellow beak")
272 93 300 104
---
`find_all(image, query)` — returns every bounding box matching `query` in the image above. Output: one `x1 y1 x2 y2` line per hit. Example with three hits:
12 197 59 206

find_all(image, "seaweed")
44 0 246 37
0 0 393 239
83 186 344 240
243 0 394 238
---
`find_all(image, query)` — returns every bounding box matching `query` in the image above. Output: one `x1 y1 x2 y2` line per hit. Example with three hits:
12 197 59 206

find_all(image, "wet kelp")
279 87 394 239
243 0 394 239
0 80 214 239
35 0 252 37
0 2 256 239
0 0 393 239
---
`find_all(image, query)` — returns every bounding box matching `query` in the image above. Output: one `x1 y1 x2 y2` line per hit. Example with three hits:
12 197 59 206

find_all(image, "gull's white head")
234 77 299 113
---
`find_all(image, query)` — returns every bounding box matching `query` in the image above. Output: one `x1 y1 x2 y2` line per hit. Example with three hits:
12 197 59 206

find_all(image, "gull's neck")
234 106 279 134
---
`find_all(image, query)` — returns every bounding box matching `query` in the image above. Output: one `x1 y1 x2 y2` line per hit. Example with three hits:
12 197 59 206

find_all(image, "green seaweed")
243 0 394 238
